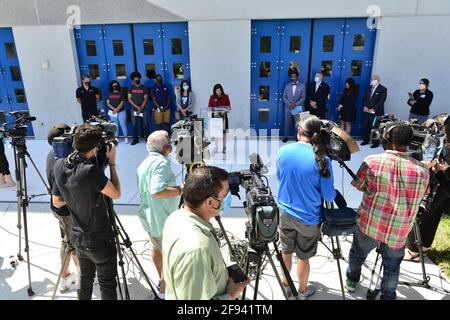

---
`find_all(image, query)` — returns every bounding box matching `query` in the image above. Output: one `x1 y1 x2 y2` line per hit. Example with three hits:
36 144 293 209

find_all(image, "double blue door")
75 22 190 134
0 28 33 135
251 18 376 137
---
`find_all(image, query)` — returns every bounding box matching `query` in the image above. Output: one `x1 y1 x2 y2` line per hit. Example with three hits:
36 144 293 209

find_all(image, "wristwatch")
177 186 182 195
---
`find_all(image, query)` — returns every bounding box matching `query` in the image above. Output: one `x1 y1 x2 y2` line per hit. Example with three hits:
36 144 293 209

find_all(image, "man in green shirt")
137 130 182 298
163 166 249 300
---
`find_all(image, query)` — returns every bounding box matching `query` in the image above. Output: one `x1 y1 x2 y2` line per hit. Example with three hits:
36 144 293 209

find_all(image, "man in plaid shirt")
345 123 429 299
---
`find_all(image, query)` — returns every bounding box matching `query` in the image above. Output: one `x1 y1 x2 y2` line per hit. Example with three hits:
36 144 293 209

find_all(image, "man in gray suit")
283 69 306 143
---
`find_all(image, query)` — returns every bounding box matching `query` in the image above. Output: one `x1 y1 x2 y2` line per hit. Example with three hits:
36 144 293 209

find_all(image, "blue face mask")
220 191 232 213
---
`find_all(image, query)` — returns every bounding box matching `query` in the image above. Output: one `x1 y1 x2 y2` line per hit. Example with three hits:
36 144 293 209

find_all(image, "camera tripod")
11 136 50 297
215 216 298 300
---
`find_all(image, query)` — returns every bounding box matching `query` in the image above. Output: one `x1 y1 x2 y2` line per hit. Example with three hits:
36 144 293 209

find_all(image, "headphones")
380 121 404 147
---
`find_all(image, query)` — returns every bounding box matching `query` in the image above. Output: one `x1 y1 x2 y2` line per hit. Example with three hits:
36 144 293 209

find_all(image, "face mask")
371 80 379 86
112 86 119 91
156 79 162 84
182 85 189 91
220 191 232 214
419 84 427 90
315 77 320 83
134 79 140 84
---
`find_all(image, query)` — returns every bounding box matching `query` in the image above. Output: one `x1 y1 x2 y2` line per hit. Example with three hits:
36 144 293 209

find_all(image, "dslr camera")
52 115 117 167
228 154 279 252
171 114 210 166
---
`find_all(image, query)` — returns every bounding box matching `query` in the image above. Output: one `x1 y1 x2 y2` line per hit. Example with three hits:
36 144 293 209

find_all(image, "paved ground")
0 138 449 300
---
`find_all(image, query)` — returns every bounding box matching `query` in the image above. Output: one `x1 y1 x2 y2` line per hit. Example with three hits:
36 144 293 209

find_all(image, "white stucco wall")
13 25 82 139
189 20 251 129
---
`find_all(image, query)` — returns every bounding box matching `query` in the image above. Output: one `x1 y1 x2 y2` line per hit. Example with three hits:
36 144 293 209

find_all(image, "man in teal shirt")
137 130 182 298
163 166 249 300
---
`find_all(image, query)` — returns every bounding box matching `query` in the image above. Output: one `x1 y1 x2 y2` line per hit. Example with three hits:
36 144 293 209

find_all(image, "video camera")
319 120 359 163
0 110 36 141
171 114 210 166
52 115 117 168
370 113 447 161
228 154 279 251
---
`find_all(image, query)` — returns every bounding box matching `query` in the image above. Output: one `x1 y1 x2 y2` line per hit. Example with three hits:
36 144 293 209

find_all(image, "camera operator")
345 124 429 300
46 124 80 292
162 166 250 300
404 116 450 261
0 130 16 187
137 130 182 299
51 124 121 300
277 114 337 300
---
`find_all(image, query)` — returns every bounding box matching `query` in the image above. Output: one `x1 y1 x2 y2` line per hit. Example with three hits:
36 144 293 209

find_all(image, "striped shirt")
355 150 429 249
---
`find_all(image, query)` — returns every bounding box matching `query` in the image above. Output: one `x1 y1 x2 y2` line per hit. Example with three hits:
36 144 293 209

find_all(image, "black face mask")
156 79 162 85
134 79 140 84
112 86 119 91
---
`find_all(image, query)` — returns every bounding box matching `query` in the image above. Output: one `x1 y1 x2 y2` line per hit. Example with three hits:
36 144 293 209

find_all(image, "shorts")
149 235 162 252
279 211 320 261
53 212 75 252
153 109 170 125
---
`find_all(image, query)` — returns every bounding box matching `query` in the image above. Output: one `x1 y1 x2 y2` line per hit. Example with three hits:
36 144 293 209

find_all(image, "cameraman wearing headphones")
404 116 450 261
345 123 429 299
46 124 80 293
52 124 121 300
277 114 337 300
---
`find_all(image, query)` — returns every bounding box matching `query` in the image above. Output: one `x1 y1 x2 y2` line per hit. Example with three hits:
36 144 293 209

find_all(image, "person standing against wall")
407 78 433 125
0 130 16 187
306 72 330 120
361 74 387 148
128 72 148 146
76 75 100 122
151 74 171 133
282 68 306 143
337 78 359 135
208 83 231 153
176 80 194 120
107 80 130 144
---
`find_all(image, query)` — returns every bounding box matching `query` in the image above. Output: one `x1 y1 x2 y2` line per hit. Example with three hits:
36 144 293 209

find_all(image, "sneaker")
360 140 369 146
297 285 316 300
125 137 130 144
345 278 357 292
131 138 139 146
282 282 293 298
282 137 288 143
59 273 76 293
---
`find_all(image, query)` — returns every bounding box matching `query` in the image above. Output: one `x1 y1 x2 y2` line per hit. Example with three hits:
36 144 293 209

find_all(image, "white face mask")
419 84 427 90
315 76 321 83
371 80 379 86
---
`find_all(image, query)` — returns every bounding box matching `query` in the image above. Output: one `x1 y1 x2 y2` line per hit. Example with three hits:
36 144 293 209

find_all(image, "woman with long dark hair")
176 80 194 120
208 83 231 153
0 130 16 187
277 114 336 299
337 78 359 134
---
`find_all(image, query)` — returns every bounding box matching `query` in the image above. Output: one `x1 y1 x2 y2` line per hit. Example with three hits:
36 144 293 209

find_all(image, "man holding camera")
345 124 429 300
137 130 181 299
162 166 249 300
52 124 121 300
46 124 80 293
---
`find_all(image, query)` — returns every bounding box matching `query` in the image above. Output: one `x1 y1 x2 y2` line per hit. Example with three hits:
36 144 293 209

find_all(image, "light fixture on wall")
41 59 50 70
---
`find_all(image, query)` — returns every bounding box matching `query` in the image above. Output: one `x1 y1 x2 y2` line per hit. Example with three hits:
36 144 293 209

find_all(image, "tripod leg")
19 158 34 297
272 242 298 299
331 237 345 300
414 221 430 287
52 246 71 300
14 148 23 261
241 253 251 300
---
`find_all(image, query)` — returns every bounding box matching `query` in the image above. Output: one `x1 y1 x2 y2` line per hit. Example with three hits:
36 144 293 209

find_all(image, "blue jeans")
131 108 150 139
346 229 405 300
111 111 128 137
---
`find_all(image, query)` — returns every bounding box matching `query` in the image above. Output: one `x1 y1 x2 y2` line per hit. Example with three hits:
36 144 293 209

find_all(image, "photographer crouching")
345 124 429 299
51 124 121 300
46 124 80 292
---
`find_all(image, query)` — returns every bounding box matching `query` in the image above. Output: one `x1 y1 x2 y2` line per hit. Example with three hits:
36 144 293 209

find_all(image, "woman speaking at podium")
208 83 231 153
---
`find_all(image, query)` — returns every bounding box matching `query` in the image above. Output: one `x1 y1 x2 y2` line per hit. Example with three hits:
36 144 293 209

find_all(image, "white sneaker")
125 137 130 144
296 285 316 300
59 273 76 293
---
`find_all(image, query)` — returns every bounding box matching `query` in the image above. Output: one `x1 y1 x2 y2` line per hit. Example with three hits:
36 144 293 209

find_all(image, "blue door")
74 25 108 106
250 20 281 135
339 18 377 136
309 19 346 123
0 28 33 135
277 19 312 137
160 22 190 123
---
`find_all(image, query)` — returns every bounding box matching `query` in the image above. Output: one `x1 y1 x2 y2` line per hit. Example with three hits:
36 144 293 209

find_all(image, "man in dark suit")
361 74 387 148
306 72 330 120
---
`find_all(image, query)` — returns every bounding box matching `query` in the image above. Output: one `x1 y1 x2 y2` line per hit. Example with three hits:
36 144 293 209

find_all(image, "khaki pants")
153 109 170 125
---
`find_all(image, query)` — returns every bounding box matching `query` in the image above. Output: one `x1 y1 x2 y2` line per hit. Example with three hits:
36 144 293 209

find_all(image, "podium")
208 107 229 154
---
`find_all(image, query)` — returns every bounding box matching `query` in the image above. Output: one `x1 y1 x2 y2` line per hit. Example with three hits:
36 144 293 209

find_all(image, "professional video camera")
228 154 279 252
370 113 447 161
318 120 360 163
0 110 36 142
171 114 210 167
52 115 117 166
